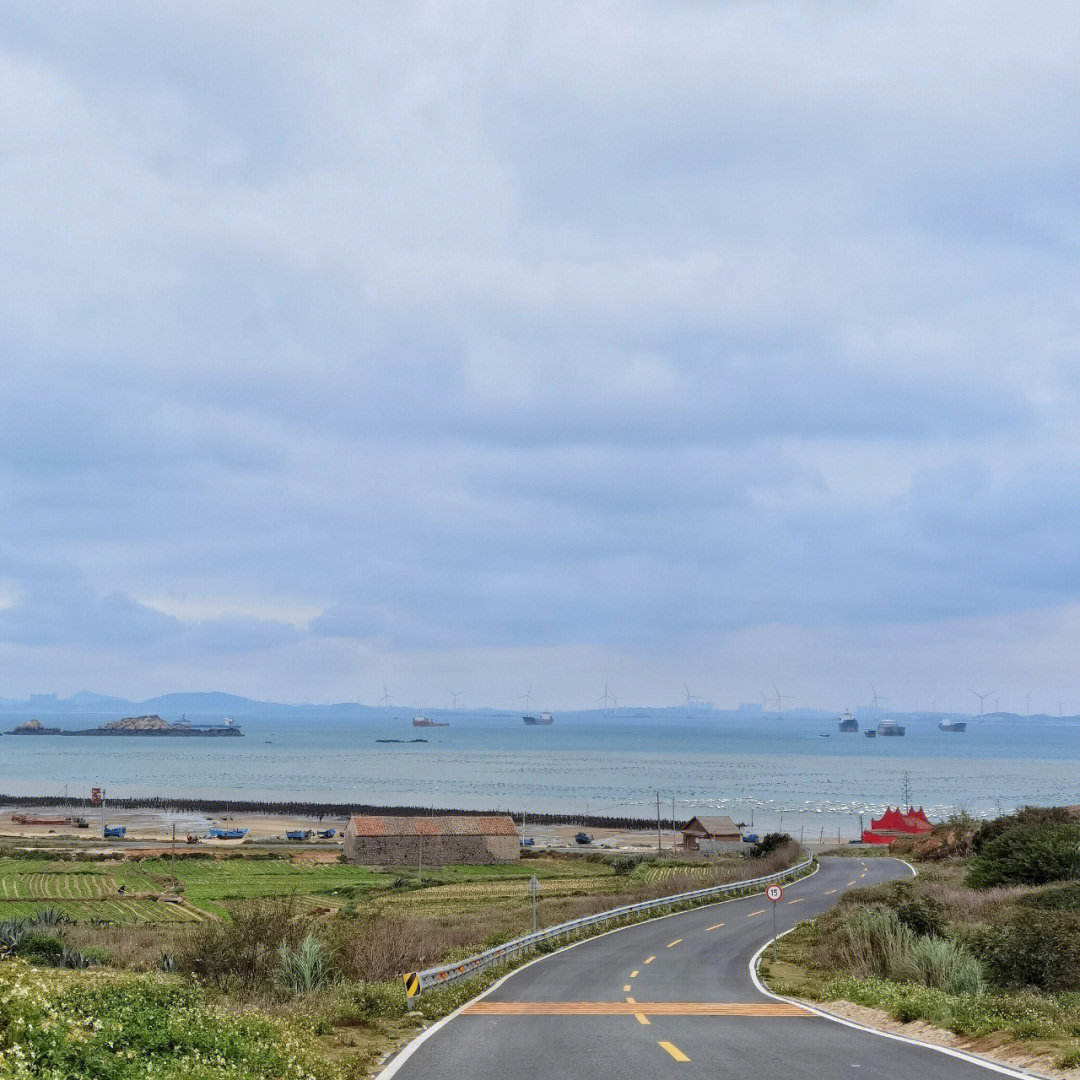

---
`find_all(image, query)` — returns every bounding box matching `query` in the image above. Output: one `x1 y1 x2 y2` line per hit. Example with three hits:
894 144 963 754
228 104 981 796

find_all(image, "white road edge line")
375 860 820 1079
749 859 1047 1080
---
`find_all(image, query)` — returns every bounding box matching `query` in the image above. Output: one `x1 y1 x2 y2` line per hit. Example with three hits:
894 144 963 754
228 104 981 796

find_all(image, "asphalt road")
384 856 1026 1080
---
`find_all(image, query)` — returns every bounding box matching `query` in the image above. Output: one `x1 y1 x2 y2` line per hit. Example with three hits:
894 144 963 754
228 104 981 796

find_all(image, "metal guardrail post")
403 855 813 996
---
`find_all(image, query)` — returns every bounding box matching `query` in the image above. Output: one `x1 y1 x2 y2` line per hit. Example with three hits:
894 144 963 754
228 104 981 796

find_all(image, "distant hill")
0 692 1075 722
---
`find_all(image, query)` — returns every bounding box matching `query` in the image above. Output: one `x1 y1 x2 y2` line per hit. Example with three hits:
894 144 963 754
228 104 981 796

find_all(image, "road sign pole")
772 900 777 961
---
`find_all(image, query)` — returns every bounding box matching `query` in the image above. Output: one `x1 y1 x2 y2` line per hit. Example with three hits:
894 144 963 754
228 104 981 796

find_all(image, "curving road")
382 856 1026 1079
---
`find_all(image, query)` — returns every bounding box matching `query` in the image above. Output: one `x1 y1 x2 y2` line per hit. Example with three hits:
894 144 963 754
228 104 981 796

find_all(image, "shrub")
972 806 1073 853
277 933 333 995
821 908 915 979
334 979 408 1021
835 879 947 937
899 935 984 993
609 855 638 876
180 896 302 989
1015 879 1080 912
977 910 1080 991
17 930 66 962
747 833 793 859
967 822 1080 888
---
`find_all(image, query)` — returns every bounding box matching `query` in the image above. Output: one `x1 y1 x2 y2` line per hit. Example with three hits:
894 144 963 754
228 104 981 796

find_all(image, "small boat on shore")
208 827 248 840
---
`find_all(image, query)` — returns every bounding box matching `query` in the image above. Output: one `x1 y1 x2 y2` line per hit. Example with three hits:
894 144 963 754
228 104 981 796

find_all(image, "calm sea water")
2 712 1077 839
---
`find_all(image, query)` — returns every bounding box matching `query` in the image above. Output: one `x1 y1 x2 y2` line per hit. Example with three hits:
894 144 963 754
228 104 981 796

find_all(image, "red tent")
862 806 933 844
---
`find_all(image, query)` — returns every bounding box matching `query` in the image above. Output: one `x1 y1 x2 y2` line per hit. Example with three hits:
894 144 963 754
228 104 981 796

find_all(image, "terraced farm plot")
636 863 716 883
0 898 211 924
375 875 629 914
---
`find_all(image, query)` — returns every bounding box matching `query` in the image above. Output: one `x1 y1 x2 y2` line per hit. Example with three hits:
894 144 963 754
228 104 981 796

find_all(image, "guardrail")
402 854 814 997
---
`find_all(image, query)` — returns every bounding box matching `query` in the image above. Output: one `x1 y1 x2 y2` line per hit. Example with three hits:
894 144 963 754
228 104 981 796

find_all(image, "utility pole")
100 789 106 840
171 822 176 875
656 792 662 854
672 794 676 852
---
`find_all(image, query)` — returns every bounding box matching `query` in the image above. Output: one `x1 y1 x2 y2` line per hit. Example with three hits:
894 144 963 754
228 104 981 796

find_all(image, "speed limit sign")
766 883 783 902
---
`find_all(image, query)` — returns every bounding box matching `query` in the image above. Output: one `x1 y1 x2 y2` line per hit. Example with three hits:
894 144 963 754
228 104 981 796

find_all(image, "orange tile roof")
349 814 518 838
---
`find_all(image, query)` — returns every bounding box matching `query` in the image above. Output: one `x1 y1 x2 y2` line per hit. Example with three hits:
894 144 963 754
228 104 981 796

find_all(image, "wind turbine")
520 684 536 713
447 689 464 709
870 684 889 710
597 682 613 715
683 683 696 718
969 688 994 718
773 684 793 717
760 690 768 712
1026 693 1031 720
380 685 394 708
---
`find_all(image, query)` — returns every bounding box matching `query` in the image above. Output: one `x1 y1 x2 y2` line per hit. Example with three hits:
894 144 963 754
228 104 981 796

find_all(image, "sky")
2 2 1080 714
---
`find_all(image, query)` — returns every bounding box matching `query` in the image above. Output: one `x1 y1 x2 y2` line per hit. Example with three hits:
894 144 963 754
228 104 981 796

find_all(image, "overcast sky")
2 3 1080 713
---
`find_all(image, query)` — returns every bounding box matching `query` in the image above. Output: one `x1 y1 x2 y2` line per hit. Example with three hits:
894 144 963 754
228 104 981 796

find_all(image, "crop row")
0 898 210 924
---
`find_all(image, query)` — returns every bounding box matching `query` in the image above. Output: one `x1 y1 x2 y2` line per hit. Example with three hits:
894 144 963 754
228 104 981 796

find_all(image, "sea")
2 711 1077 840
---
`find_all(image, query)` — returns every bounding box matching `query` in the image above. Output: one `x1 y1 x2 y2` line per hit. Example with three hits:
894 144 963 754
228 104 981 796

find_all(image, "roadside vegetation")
0 838 802 1077
760 807 1080 1075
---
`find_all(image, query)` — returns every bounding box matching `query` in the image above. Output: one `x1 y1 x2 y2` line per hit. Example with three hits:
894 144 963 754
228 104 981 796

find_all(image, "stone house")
343 814 520 866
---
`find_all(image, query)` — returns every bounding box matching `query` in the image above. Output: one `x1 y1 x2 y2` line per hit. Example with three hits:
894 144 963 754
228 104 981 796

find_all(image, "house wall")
344 832 516 866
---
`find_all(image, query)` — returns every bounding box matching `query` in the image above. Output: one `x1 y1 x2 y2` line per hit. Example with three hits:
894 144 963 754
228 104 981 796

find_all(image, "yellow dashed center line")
848 880 857 886
667 938 682 948
623 984 632 992
705 922 725 931
636 1013 650 1025
824 889 837 895
630 970 639 978
787 898 804 905
747 909 765 917
659 1041 690 1062
860 872 866 878
645 955 655 964
626 996 636 1004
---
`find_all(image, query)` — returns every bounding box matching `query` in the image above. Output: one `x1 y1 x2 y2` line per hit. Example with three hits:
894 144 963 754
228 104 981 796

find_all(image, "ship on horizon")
838 710 858 733
877 718 906 736
413 715 449 728
938 720 967 732
523 711 554 725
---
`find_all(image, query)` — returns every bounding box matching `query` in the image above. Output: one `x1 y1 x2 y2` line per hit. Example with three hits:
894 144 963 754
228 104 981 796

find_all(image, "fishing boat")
877 719 906 736
523 711 554 725
938 720 967 732
838 710 858 733
412 716 449 728
286 829 312 841
103 825 126 838
864 729 876 738
208 827 248 839
574 831 593 845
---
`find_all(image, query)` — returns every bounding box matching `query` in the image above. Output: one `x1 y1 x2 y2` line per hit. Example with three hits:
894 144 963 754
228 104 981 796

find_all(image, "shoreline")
0 793 661 831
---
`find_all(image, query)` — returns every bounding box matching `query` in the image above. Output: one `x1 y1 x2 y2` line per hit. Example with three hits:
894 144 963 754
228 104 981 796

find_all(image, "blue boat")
286 829 312 841
317 828 336 839
104 825 126 838
208 827 248 839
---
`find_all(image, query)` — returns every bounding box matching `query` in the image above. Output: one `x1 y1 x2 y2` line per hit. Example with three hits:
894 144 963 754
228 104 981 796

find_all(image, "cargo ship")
877 718 906 736
838 710 858 733
523 712 554 725
412 716 449 728
938 720 967 732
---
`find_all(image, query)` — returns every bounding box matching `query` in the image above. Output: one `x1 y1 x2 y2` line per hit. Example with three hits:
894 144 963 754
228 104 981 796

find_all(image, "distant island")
8 715 242 737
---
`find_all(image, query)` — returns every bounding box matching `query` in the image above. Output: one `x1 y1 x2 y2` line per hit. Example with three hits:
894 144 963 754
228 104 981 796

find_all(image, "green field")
0 853 628 924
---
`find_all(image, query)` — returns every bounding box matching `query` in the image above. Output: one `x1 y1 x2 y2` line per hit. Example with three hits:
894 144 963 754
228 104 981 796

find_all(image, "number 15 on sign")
766 884 784 960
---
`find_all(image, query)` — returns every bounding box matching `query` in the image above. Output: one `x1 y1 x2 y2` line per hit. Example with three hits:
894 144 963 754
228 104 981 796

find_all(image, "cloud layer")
2 2 1080 710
